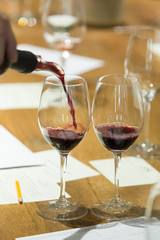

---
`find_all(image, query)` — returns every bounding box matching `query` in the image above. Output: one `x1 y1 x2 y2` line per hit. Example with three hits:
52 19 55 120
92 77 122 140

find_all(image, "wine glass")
37 74 91 221
145 182 160 240
124 28 160 159
91 74 144 220
41 0 86 69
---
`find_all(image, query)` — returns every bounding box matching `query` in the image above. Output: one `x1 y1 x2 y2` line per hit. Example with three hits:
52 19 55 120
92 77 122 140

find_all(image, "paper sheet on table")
0 125 43 169
35 149 99 182
15 217 148 240
17 44 105 75
90 157 160 187
0 168 63 204
0 125 62 204
0 82 43 110
0 150 99 204
0 126 99 204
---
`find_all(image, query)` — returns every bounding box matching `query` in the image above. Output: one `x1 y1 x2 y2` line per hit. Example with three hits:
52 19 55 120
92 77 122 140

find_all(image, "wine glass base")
36 198 88 221
126 142 160 159
91 198 142 221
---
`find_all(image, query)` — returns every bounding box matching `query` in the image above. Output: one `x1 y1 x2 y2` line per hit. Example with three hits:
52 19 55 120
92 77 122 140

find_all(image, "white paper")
0 126 63 204
90 157 160 187
0 149 99 204
0 82 43 110
15 217 147 240
0 126 99 204
36 149 99 182
0 168 63 204
0 125 43 169
17 44 105 75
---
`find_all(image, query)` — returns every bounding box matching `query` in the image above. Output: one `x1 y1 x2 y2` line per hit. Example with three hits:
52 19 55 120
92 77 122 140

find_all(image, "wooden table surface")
1 0 160 239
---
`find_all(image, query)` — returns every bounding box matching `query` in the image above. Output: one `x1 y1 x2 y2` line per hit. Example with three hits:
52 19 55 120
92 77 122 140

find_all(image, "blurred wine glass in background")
41 0 87 70
124 28 160 159
0 0 37 27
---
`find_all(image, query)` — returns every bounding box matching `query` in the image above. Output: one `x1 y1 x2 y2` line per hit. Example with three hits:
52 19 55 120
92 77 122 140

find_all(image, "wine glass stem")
59 153 67 201
113 153 121 200
143 101 151 145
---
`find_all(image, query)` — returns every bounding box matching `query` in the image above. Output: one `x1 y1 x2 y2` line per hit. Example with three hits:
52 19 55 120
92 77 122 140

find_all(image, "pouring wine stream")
36 55 77 129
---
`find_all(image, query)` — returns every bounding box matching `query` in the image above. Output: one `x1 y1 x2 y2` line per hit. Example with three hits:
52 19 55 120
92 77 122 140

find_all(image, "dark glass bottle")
0 50 64 76
0 50 77 128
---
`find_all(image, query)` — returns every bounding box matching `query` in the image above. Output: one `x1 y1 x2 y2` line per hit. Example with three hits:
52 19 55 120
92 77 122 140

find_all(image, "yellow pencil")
15 180 23 204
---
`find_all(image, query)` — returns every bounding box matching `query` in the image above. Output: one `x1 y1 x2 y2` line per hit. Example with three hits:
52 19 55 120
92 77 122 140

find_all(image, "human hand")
0 11 17 67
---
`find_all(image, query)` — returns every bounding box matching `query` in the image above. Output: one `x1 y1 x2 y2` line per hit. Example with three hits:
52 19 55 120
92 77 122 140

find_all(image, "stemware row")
38 4 160 234
37 73 144 221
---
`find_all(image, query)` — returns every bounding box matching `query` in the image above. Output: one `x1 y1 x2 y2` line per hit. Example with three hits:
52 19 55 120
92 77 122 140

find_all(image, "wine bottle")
0 49 76 128
0 49 64 77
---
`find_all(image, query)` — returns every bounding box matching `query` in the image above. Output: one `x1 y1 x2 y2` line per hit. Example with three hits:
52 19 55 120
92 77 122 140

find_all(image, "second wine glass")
91 74 144 220
41 0 86 69
37 74 90 221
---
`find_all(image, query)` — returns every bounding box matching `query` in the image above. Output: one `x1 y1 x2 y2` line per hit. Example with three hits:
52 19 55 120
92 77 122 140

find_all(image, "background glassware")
37 74 91 221
41 0 86 69
91 74 144 220
124 28 160 159
0 0 37 27
145 182 160 240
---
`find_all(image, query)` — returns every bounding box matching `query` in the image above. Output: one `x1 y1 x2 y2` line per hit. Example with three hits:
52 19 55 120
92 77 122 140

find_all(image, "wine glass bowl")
124 28 160 159
37 74 91 221
91 74 144 220
41 0 86 68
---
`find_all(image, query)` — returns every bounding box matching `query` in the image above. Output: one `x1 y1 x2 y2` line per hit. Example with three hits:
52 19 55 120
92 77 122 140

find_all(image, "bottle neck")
11 50 38 73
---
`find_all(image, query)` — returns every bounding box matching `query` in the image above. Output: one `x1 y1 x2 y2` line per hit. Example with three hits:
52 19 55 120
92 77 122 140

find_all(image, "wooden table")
0 0 160 239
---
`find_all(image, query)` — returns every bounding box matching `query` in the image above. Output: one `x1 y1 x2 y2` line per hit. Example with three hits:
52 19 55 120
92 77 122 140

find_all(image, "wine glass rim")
98 74 139 85
131 27 160 39
45 74 86 86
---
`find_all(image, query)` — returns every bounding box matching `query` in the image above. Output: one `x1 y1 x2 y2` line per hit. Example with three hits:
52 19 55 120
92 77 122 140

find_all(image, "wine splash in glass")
37 74 91 221
91 74 144 220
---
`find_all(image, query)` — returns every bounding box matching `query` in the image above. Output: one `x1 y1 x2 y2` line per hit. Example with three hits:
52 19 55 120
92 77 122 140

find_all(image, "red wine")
43 124 85 152
95 123 140 152
36 57 77 129
0 50 77 129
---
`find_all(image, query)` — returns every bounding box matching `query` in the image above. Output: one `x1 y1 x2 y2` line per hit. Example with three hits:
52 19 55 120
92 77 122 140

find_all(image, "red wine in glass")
43 125 86 153
37 74 90 221
91 74 144 221
95 123 140 153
